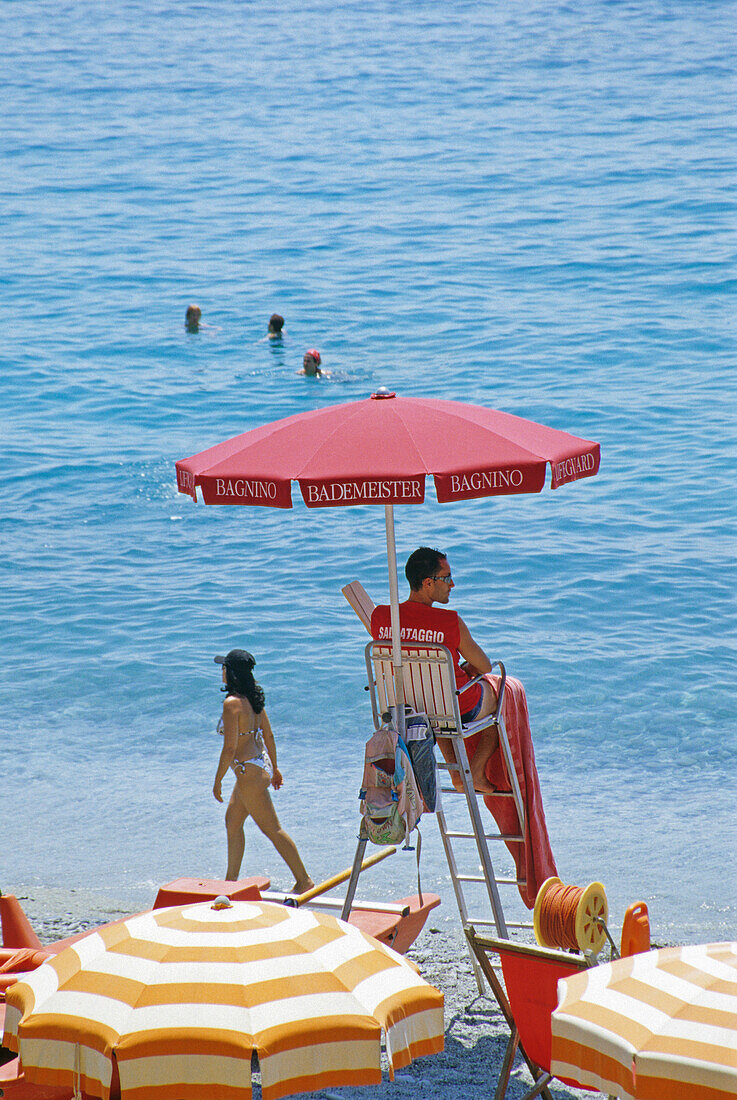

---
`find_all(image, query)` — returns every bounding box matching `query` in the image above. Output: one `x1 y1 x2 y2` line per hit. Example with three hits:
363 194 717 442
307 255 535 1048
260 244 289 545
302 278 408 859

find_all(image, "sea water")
2 0 735 948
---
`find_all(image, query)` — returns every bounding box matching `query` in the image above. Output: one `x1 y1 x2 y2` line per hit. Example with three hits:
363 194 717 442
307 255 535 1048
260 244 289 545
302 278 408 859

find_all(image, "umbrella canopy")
175 391 599 508
3 899 444 1100
551 941 737 1100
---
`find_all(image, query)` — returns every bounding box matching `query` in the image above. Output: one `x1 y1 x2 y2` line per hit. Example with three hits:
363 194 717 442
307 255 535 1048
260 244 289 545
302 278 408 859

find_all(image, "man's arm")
457 615 492 674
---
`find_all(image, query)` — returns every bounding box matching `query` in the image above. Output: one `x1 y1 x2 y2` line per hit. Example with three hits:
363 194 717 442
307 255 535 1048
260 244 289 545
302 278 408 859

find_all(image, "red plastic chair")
466 929 590 1100
0 895 43 951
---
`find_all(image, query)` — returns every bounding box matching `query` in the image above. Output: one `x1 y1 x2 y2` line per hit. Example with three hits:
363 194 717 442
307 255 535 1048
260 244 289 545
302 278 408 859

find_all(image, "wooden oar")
290 846 397 907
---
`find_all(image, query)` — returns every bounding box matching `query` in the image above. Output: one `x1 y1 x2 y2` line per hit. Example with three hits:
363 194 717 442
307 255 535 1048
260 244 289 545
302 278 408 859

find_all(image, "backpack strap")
397 815 423 905
415 827 423 906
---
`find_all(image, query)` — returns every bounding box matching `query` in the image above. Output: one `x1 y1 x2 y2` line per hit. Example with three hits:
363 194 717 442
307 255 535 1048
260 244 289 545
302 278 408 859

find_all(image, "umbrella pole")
384 504 406 742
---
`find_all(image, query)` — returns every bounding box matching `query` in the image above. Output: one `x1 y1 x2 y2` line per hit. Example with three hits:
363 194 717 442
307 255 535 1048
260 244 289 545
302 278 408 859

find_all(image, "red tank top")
370 601 482 714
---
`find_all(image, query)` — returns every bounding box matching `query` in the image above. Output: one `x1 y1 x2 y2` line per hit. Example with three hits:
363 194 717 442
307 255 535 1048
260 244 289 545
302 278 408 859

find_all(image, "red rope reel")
533 876 608 955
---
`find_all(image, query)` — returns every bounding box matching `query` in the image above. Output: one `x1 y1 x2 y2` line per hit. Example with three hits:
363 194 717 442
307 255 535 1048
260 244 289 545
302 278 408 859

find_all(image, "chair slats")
370 642 458 725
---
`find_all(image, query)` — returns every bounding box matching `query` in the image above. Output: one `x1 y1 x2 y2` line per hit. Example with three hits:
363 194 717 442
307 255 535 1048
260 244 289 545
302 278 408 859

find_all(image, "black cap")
214 649 256 671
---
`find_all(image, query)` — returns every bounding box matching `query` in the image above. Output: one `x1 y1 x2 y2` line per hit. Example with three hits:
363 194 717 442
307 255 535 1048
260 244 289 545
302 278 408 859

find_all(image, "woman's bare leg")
236 766 314 893
224 787 250 881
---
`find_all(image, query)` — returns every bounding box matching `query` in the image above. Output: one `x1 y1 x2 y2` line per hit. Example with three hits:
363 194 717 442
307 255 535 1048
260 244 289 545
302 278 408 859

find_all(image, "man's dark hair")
268 313 284 333
405 546 446 591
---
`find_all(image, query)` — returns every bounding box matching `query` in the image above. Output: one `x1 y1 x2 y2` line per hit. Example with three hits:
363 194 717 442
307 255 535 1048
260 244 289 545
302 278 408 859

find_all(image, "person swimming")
268 313 285 338
185 304 202 332
184 303 221 334
299 349 323 376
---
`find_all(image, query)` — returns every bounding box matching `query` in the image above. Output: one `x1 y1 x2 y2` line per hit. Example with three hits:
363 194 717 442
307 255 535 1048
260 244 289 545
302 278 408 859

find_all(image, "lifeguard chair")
364 639 529 943
343 582 537 975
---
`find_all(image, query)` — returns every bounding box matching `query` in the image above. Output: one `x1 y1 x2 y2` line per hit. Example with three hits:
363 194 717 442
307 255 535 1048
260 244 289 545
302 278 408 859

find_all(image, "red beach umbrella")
176 390 598 507
176 390 600 723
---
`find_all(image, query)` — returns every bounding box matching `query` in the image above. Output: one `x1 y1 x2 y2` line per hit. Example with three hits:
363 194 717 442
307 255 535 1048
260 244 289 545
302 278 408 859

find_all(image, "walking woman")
212 649 313 891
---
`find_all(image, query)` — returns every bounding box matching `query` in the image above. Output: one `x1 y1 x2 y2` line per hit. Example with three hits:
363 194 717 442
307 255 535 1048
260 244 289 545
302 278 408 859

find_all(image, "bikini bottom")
233 754 271 776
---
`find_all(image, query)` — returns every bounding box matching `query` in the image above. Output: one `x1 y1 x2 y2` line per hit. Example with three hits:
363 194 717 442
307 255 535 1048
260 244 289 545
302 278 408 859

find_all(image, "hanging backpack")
385 705 437 813
359 719 424 846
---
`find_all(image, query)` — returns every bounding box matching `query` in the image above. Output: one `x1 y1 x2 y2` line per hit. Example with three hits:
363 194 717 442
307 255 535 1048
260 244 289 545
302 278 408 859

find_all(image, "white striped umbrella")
2 899 444 1100
551 941 737 1100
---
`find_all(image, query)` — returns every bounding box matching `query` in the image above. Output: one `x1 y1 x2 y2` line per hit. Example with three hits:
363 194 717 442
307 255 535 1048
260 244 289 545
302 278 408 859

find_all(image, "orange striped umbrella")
551 941 737 1100
2 899 443 1100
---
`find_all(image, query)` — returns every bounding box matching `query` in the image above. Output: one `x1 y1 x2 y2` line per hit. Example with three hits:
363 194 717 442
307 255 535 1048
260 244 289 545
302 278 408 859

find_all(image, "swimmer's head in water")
303 349 322 376
185 304 202 330
268 313 284 334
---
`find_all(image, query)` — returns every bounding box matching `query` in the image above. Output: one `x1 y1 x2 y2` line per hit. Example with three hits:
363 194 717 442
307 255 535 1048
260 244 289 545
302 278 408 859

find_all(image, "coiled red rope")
535 880 584 950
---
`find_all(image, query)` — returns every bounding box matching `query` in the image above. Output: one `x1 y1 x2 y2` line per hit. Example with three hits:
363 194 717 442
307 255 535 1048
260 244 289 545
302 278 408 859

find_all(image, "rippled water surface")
2 0 735 947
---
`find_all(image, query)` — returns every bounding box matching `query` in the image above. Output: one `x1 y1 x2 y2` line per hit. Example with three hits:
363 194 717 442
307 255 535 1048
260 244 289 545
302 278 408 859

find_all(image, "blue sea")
2 0 735 951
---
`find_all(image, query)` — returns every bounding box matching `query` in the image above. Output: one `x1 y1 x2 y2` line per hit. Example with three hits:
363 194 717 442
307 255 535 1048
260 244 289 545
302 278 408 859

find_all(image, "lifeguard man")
370 546 498 792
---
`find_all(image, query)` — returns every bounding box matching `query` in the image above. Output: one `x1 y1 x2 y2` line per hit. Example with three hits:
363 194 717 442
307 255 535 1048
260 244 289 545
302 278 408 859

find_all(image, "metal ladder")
434 708 535 988
363 641 534 989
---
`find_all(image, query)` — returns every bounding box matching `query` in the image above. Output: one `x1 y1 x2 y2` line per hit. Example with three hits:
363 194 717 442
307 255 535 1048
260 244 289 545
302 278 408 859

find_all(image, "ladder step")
439 785 517 799
449 870 527 887
444 827 525 844
444 830 514 841
444 832 525 843
455 875 525 887
437 755 499 775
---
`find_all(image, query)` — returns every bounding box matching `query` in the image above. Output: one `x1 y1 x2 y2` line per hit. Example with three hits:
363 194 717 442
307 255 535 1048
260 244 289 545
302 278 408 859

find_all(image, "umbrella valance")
175 392 600 508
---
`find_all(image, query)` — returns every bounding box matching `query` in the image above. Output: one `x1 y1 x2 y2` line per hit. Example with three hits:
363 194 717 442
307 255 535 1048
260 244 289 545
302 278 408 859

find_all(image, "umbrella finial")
211 896 233 910
371 388 396 400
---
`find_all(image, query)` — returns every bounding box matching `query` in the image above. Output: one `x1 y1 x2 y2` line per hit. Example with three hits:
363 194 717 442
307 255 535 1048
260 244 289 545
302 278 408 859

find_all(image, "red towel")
464 674 557 908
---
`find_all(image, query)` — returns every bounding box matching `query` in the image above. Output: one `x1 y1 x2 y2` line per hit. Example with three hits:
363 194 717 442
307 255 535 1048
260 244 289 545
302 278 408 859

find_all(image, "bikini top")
217 714 264 746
